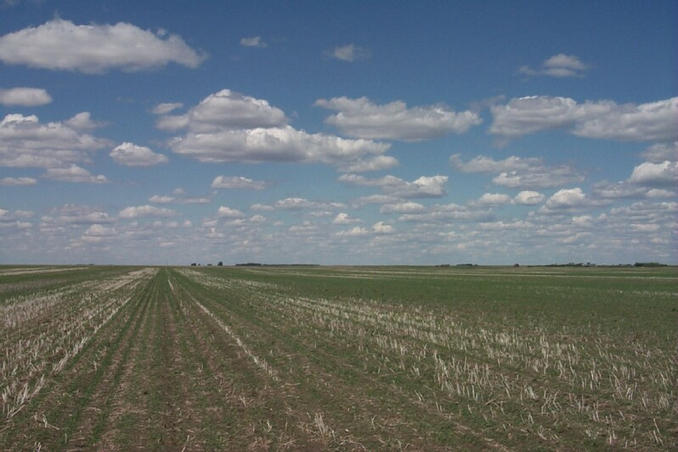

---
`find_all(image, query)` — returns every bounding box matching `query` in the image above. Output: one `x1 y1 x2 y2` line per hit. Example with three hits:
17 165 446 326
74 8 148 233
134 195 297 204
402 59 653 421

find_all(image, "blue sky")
0 0 676 265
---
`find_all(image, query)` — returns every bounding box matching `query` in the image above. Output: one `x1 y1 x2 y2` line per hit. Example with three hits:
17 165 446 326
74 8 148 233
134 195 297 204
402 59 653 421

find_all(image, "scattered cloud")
316 96 481 140
628 160 678 186
64 112 105 130
81 224 117 243
119 205 176 218
332 212 361 224
573 97 678 141
398 203 494 223
591 144 678 199
372 221 394 234
0 208 33 232
211 175 268 190
490 96 609 139
490 95 678 142
160 89 393 171
43 205 113 225
641 142 678 163
250 203 274 212
169 125 390 166
492 170 582 190
151 102 183 115
149 192 210 204
0 113 110 168
514 190 545 205
149 195 175 204
339 173 448 198
336 226 369 237
519 53 588 78
379 201 426 214
43 164 108 183
275 197 344 211
450 154 584 189
646 188 676 198
0 87 51 106
328 44 370 62
157 89 287 132
217 205 246 219
240 36 267 48
0 18 206 73
339 155 398 173
478 220 533 231
110 142 168 166
181 197 210 204
474 193 512 206
544 187 588 210
0 176 37 186
592 181 656 200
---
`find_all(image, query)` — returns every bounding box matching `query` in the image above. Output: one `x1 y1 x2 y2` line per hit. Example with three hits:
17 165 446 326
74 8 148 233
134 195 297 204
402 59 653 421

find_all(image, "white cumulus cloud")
316 96 481 140
211 175 268 190
573 97 678 141
475 193 512 206
149 195 175 204
160 89 392 170
217 205 245 218
0 113 109 168
339 155 399 173
519 53 588 78
81 224 117 243
110 142 168 166
490 95 678 142
0 87 51 106
629 161 678 186
514 191 545 205
336 226 369 237
64 112 105 131
641 142 678 163
379 201 426 214
0 176 37 186
43 164 107 183
152 102 183 115
170 124 390 166
328 44 370 62
0 18 205 73
372 221 394 234
43 204 113 225
119 205 176 218
157 89 287 132
240 36 267 48
332 212 361 224
450 153 584 189
545 188 588 209
273 197 343 211
339 173 447 198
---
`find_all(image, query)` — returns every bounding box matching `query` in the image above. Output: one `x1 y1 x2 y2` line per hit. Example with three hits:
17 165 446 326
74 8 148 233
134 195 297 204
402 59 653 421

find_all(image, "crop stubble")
0 265 675 450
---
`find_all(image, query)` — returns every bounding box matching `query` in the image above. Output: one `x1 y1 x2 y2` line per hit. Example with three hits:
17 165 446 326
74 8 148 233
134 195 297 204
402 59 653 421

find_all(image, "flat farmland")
1 265 676 450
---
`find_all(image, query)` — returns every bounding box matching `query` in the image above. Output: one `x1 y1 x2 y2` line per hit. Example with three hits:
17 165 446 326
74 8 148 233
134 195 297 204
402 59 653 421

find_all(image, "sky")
0 0 676 265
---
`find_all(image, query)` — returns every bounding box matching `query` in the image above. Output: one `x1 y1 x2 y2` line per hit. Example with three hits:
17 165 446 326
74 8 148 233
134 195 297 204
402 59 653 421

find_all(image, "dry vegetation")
0 265 675 450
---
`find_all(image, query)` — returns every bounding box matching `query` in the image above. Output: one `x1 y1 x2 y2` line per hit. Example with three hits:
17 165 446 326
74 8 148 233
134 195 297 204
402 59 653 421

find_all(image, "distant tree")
218 261 223 266
190 263 197 266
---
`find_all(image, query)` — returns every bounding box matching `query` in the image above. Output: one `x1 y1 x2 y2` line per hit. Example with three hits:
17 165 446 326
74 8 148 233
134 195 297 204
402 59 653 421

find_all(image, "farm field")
0 265 676 450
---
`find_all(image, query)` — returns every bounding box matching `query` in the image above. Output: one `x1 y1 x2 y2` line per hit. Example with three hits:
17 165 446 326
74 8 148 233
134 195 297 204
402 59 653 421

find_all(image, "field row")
1 265 675 450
